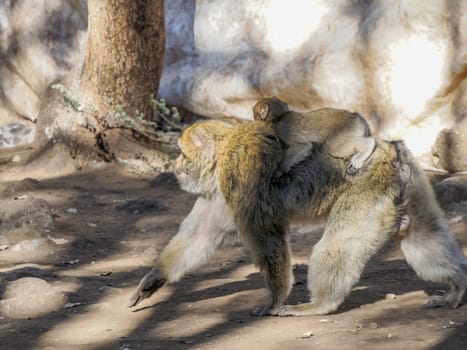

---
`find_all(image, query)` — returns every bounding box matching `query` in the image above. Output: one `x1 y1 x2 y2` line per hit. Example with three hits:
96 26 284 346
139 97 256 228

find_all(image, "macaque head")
174 121 230 196
253 96 289 122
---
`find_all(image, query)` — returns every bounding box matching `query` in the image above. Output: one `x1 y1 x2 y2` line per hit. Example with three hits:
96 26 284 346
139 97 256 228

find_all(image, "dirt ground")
0 156 466 350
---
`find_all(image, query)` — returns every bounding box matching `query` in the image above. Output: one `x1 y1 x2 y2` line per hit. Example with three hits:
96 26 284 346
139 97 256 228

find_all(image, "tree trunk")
81 0 165 120
30 0 168 171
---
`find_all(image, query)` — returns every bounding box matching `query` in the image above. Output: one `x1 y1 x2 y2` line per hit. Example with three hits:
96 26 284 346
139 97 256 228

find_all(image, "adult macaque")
129 119 466 316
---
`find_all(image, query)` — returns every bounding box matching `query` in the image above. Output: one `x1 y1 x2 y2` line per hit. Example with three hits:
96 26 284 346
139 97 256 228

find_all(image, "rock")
0 178 41 198
302 331 314 338
1 69 41 122
0 198 55 246
0 123 35 148
432 120 467 173
433 175 467 212
10 238 48 252
0 0 87 127
158 0 467 161
0 277 66 319
385 293 397 300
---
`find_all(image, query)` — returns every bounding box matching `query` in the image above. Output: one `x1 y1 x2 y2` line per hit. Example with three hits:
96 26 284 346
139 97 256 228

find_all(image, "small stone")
319 319 329 323
385 293 397 300
66 208 77 214
388 333 393 338
64 302 82 309
302 331 314 338
11 238 47 252
13 195 28 200
64 259 80 265
449 216 462 224
48 236 68 245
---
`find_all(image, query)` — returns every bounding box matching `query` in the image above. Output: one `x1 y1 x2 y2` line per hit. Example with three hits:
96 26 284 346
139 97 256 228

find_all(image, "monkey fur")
129 119 467 316
252 96 376 175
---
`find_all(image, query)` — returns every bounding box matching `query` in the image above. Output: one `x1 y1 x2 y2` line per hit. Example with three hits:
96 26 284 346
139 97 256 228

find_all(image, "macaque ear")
190 126 216 158
400 163 411 184
259 104 269 120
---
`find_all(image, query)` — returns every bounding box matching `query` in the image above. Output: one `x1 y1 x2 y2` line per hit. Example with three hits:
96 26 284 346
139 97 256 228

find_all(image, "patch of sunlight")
36 287 153 348
383 111 445 157
388 33 447 119
0 263 54 273
263 0 330 53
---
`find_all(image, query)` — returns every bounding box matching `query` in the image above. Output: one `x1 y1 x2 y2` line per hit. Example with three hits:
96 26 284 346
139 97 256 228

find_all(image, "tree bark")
81 0 165 120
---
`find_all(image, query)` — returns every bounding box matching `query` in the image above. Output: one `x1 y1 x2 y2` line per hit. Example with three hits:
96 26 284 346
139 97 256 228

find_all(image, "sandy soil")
0 161 466 350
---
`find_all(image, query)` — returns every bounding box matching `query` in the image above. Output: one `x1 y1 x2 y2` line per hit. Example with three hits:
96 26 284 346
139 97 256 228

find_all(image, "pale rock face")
160 0 467 161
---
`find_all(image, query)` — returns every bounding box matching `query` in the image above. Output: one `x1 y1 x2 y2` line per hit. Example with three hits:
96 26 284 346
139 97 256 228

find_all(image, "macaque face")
173 127 219 197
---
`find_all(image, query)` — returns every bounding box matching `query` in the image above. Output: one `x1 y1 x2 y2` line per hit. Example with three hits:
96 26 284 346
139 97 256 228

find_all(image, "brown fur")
129 119 466 316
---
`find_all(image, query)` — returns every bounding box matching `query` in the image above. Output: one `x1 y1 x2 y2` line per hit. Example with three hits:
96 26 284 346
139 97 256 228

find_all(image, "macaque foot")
424 293 462 309
250 305 285 317
275 301 337 316
346 164 359 176
346 155 368 175
397 214 411 232
128 268 167 308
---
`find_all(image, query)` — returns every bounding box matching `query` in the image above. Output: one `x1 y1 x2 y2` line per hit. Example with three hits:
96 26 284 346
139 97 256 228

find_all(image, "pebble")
302 331 314 338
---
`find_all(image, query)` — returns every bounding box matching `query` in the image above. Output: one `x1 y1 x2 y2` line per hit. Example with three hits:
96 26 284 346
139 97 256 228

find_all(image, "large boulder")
159 0 467 163
0 277 66 319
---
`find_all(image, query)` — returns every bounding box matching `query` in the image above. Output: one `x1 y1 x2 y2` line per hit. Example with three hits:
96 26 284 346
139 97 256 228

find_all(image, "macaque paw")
346 164 359 176
128 269 166 308
250 305 275 317
346 156 366 175
276 305 296 317
424 294 461 309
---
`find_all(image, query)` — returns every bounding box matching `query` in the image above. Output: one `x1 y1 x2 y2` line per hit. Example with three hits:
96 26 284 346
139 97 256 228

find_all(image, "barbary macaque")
253 96 376 175
129 119 466 316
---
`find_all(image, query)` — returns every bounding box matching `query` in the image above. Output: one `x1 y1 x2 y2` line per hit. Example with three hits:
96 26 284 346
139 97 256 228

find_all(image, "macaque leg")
129 196 236 307
277 197 395 316
279 144 313 175
250 234 293 316
326 136 376 174
399 229 467 308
